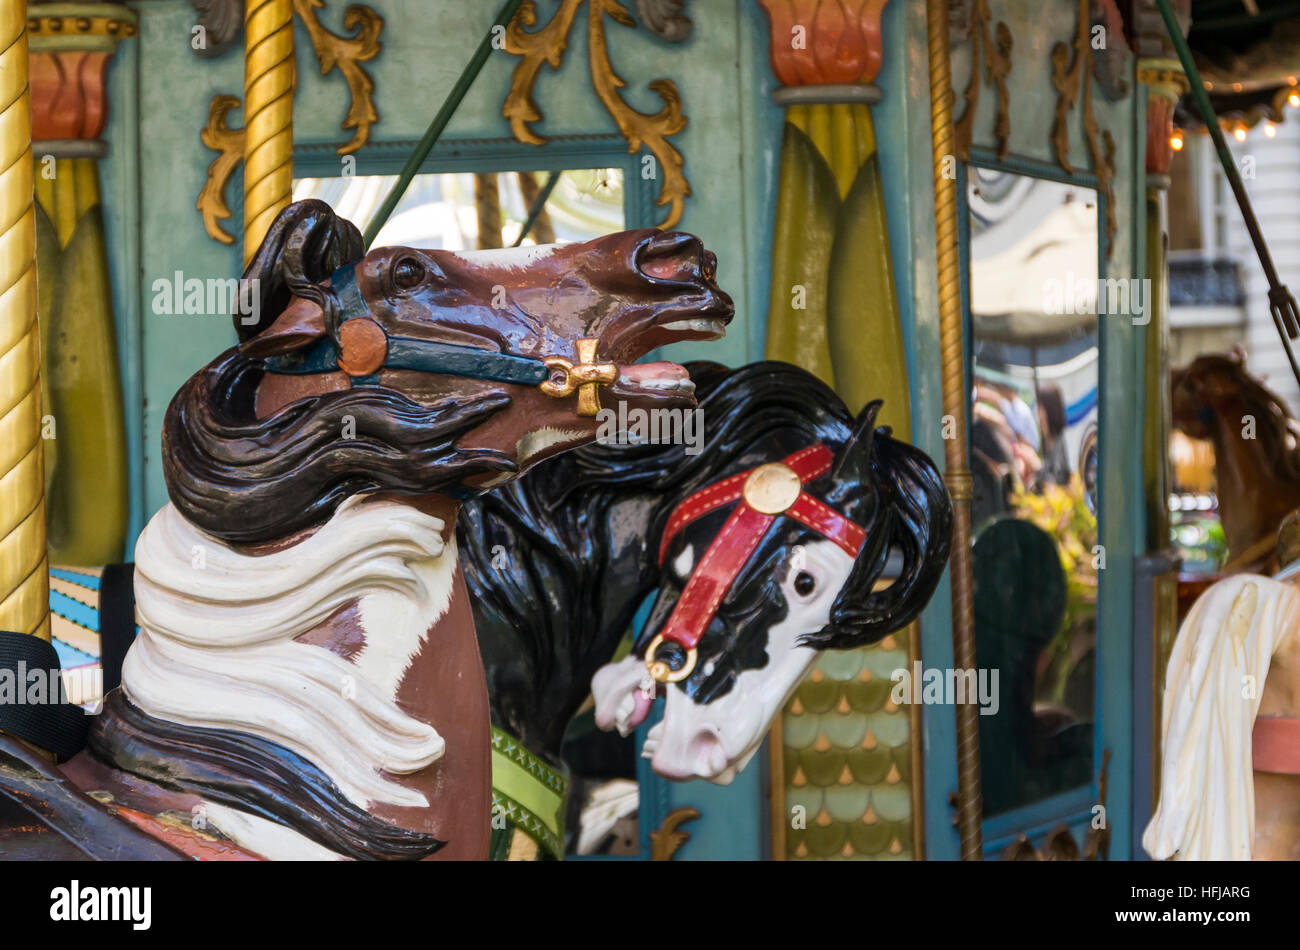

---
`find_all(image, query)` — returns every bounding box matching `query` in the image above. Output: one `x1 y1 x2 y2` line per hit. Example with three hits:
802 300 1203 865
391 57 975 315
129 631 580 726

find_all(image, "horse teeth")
618 374 696 392
615 692 636 736
661 318 726 338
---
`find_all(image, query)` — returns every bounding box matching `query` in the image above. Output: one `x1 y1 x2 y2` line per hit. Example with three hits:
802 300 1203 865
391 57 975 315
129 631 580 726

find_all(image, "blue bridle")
262 262 555 389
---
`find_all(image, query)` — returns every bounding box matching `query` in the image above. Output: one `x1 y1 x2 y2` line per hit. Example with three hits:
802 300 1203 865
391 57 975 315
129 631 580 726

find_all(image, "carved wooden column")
1134 0 1190 836
28 2 135 565
1135 0 1190 552
0 1 48 641
757 0 908 436
242 0 295 265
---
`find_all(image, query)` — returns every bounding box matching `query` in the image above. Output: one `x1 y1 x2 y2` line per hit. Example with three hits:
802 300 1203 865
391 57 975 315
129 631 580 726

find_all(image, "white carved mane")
122 495 455 811
1143 573 1300 860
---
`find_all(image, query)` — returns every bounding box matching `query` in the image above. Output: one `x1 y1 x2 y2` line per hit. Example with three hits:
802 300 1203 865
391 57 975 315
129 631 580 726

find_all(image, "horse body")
2 200 734 860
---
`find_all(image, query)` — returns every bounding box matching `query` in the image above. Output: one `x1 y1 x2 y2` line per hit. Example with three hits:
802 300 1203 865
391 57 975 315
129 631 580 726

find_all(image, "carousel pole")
926 0 982 859
243 0 296 266
0 2 50 645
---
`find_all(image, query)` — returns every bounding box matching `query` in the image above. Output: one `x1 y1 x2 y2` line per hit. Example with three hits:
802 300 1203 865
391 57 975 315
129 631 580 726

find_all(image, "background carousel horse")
1143 513 1300 860
0 199 733 860
588 371 952 785
459 361 950 858
1171 348 1300 571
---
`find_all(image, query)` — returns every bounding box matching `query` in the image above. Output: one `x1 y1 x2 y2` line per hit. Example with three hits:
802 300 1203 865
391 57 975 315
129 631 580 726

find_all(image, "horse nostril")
639 231 703 282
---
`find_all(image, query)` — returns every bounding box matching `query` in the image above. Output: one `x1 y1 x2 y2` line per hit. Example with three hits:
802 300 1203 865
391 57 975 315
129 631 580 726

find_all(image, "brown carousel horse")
0 199 733 860
1170 349 1300 571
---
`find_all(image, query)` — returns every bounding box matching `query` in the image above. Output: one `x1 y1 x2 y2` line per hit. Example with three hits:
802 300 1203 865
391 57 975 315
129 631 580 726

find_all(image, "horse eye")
794 571 816 596
393 258 424 289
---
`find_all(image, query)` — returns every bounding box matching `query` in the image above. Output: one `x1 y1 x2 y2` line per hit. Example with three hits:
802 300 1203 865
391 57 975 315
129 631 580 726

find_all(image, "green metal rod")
362 0 526 248
1155 0 1300 389
511 171 561 248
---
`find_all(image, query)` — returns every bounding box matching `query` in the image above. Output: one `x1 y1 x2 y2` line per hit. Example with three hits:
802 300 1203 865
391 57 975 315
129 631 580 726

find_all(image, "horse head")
165 199 734 544
1170 348 1250 440
592 399 952 783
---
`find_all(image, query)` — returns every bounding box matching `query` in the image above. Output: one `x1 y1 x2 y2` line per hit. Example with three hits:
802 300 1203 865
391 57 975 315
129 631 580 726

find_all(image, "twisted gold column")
926 0 981 859
243 0 295 266
0 3 49 645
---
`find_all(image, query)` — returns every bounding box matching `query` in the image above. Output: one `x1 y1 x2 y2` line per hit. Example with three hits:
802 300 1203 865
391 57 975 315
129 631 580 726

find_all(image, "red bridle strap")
647 445 867 680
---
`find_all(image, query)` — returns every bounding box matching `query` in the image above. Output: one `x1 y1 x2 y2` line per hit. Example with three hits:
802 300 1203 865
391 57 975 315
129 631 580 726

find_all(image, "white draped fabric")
1143 573 1300 860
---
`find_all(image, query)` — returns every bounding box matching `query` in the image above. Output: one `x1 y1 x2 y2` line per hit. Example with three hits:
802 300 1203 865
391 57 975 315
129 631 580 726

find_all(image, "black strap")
97 562 136 695
0 630 90 758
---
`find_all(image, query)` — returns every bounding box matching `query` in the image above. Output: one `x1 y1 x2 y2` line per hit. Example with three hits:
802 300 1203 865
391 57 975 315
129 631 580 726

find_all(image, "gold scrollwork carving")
1052 0 1116 256
953 0 1012 161
503 0 690 229
293 0 383 155
197 95 246 246
649 806 700 861
197 1 382 245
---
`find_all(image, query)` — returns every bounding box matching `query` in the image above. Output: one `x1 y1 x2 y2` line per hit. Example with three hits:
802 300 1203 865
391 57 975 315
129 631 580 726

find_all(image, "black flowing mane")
460 361 856 760
163 348 516 544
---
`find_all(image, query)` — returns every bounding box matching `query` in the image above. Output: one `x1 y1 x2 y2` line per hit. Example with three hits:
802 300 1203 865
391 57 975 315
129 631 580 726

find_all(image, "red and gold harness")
645 444 867 683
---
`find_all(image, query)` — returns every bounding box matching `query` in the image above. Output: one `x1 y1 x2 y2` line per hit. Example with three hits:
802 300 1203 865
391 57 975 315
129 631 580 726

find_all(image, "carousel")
0 0 1298 866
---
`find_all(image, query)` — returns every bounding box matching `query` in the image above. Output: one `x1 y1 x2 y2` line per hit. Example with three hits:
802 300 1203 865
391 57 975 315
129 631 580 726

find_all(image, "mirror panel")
967 168 1100 816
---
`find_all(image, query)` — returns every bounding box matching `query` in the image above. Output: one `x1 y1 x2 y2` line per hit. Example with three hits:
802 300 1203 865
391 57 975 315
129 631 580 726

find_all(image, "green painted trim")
491 726 567 796
490 727 568 860
966 147 1102 191
491 792 563 860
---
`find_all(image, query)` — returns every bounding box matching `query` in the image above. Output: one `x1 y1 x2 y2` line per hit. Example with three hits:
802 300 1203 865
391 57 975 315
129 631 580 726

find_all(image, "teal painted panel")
98 33 144 553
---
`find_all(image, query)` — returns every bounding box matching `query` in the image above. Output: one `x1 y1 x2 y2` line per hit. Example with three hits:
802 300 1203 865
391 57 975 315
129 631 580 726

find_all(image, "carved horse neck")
1205 394 1300 560
470 482 676 766
89 492 490 860
294 492 492 861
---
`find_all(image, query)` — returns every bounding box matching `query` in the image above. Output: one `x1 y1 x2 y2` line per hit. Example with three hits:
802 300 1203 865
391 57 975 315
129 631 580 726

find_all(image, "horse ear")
239 294 327 358
235 198 364 343
831 399 883 483
1230 344 1248 365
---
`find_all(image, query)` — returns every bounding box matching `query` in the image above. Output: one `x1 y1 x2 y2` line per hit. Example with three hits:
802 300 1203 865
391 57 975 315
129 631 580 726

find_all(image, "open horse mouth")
608 317 726 409
595 233 734 411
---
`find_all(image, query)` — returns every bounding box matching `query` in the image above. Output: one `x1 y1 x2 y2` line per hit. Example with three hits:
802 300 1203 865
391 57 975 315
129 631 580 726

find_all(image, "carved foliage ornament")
503 0 690 229
1052 0 1117 256
952 0 1012 161
196 0 383 245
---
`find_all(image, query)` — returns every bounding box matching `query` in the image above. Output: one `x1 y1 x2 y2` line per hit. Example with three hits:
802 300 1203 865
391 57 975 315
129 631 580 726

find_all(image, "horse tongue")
628 687 655 733
619 362 692 391
593 656 659 737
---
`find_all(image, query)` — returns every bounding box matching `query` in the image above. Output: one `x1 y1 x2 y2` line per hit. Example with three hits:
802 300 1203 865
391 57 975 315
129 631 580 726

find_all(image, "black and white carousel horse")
459 361 951 855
